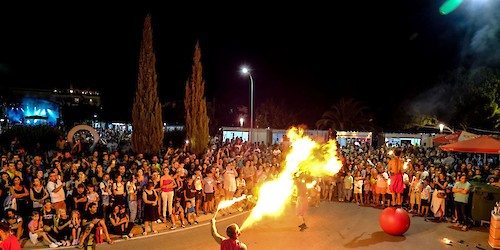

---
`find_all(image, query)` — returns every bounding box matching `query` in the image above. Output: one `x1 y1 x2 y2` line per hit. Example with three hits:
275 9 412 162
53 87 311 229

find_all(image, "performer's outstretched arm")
211 218 224 244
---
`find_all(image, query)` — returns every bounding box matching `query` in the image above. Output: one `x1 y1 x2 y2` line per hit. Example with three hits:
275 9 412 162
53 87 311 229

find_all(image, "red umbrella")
433 131 462 144
440 135 500 154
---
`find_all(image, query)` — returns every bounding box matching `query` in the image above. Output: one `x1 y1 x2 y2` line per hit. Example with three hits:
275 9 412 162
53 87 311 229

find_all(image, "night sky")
0 2 499 128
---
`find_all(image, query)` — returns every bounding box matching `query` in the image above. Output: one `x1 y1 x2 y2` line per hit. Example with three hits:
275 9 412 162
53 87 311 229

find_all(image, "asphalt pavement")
25 201 492 250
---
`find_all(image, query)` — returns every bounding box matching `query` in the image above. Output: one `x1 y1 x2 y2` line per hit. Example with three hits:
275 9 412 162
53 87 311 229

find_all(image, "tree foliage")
131 14 164 155
255 98 299 129
449 67 500 130
184 41 209 155
316 98 377 131
405 67 500 132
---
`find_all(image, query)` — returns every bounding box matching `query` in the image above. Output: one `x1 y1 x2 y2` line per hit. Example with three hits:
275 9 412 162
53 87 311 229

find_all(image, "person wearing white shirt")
46 172 66 210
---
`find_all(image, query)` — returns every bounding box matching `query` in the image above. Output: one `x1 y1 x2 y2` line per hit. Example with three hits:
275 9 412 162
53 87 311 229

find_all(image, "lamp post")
239 117 244 127
439 123 454 134
241 66 254 142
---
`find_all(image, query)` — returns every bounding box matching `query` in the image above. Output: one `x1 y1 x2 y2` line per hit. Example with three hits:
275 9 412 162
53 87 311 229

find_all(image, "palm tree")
316 98 376 131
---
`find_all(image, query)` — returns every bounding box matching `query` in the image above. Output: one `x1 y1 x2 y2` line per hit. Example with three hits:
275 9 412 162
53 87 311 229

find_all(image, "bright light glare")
241 67 249 74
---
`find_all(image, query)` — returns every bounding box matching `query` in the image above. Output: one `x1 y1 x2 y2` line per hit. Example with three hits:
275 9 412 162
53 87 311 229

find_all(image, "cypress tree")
184 41 209 155
131 14 164 155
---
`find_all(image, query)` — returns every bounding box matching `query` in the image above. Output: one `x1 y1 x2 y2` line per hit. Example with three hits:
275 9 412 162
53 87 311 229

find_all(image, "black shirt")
83 210 101 223
40 208 56 227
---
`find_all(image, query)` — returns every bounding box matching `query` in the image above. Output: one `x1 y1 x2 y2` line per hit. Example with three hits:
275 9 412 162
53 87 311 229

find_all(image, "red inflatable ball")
379 207 411 236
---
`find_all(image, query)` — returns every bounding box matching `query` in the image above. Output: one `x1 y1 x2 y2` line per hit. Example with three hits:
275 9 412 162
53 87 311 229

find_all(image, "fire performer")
210 217 247 250
294 172 309 231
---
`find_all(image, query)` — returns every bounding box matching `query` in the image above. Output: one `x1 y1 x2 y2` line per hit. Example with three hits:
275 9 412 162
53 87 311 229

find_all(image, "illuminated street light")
439 123 454 133
239 117 244 127
241 66 254 142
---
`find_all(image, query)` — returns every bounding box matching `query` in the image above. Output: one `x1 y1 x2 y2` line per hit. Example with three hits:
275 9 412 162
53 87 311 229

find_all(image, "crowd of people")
317 140 500 232
0 131 498 249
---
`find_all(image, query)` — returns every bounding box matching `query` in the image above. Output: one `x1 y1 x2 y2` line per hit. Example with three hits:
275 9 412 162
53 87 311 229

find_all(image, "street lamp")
241 66 254 142
439 123 454 134
239 117 244 127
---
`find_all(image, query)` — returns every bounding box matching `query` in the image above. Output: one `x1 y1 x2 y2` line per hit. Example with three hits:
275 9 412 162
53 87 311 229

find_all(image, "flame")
240 127 343 230
306 180 317 189
217 195 251 211
403 158 411 170
442 238 452 245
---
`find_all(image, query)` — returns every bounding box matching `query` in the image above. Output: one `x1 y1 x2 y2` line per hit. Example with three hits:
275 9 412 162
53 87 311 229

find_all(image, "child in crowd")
28 211 59 248
420 179 431 219
54 208 72 246
185 200 199 225
70 210 82 246
170 201 187 230
353 171 364 205
344 170 353 202
86 184 100 211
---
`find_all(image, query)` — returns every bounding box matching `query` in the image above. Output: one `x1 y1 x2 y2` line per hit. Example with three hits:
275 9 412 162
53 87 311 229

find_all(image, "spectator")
10 176 30 220
109 205 133 239
420 179 431 219
170 201 186 229
30 177 49 210
69 210 82 246
27 211 58 248
452 174 471 231
77 202 113 248
53 208 72 246
0 220 22 250
142 182 159 235
86 184 100 211
46 172 66 211
126 175 138 223
160 166 176 222
185 200 198 225
3 209 23 241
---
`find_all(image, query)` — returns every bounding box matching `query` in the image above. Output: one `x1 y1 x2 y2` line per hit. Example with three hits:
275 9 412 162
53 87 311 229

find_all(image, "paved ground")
26 201 493 250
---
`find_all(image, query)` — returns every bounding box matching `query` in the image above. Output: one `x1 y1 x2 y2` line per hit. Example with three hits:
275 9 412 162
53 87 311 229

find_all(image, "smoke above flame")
240 127 343 230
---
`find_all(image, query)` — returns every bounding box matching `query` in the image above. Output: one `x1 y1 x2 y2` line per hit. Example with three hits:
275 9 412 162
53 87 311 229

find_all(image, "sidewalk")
22 207 245 249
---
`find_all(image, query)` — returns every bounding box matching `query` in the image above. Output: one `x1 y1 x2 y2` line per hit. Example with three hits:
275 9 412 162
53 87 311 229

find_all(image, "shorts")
205 193 214 202
344 189 352 196
421 199 429 206
29 232 39 244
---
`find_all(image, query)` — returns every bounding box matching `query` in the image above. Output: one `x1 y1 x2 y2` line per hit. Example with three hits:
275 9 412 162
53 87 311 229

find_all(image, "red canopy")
433 131 462 144
440 135 500 154
433 130 479 144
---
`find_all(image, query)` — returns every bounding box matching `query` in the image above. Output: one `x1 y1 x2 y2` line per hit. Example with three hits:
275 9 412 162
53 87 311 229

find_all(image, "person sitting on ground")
170 200 187 229
185 200 198 225
77 202 113 248
28 211 59 248
109 205 134 239
211 218 247 250
2 209 23 242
